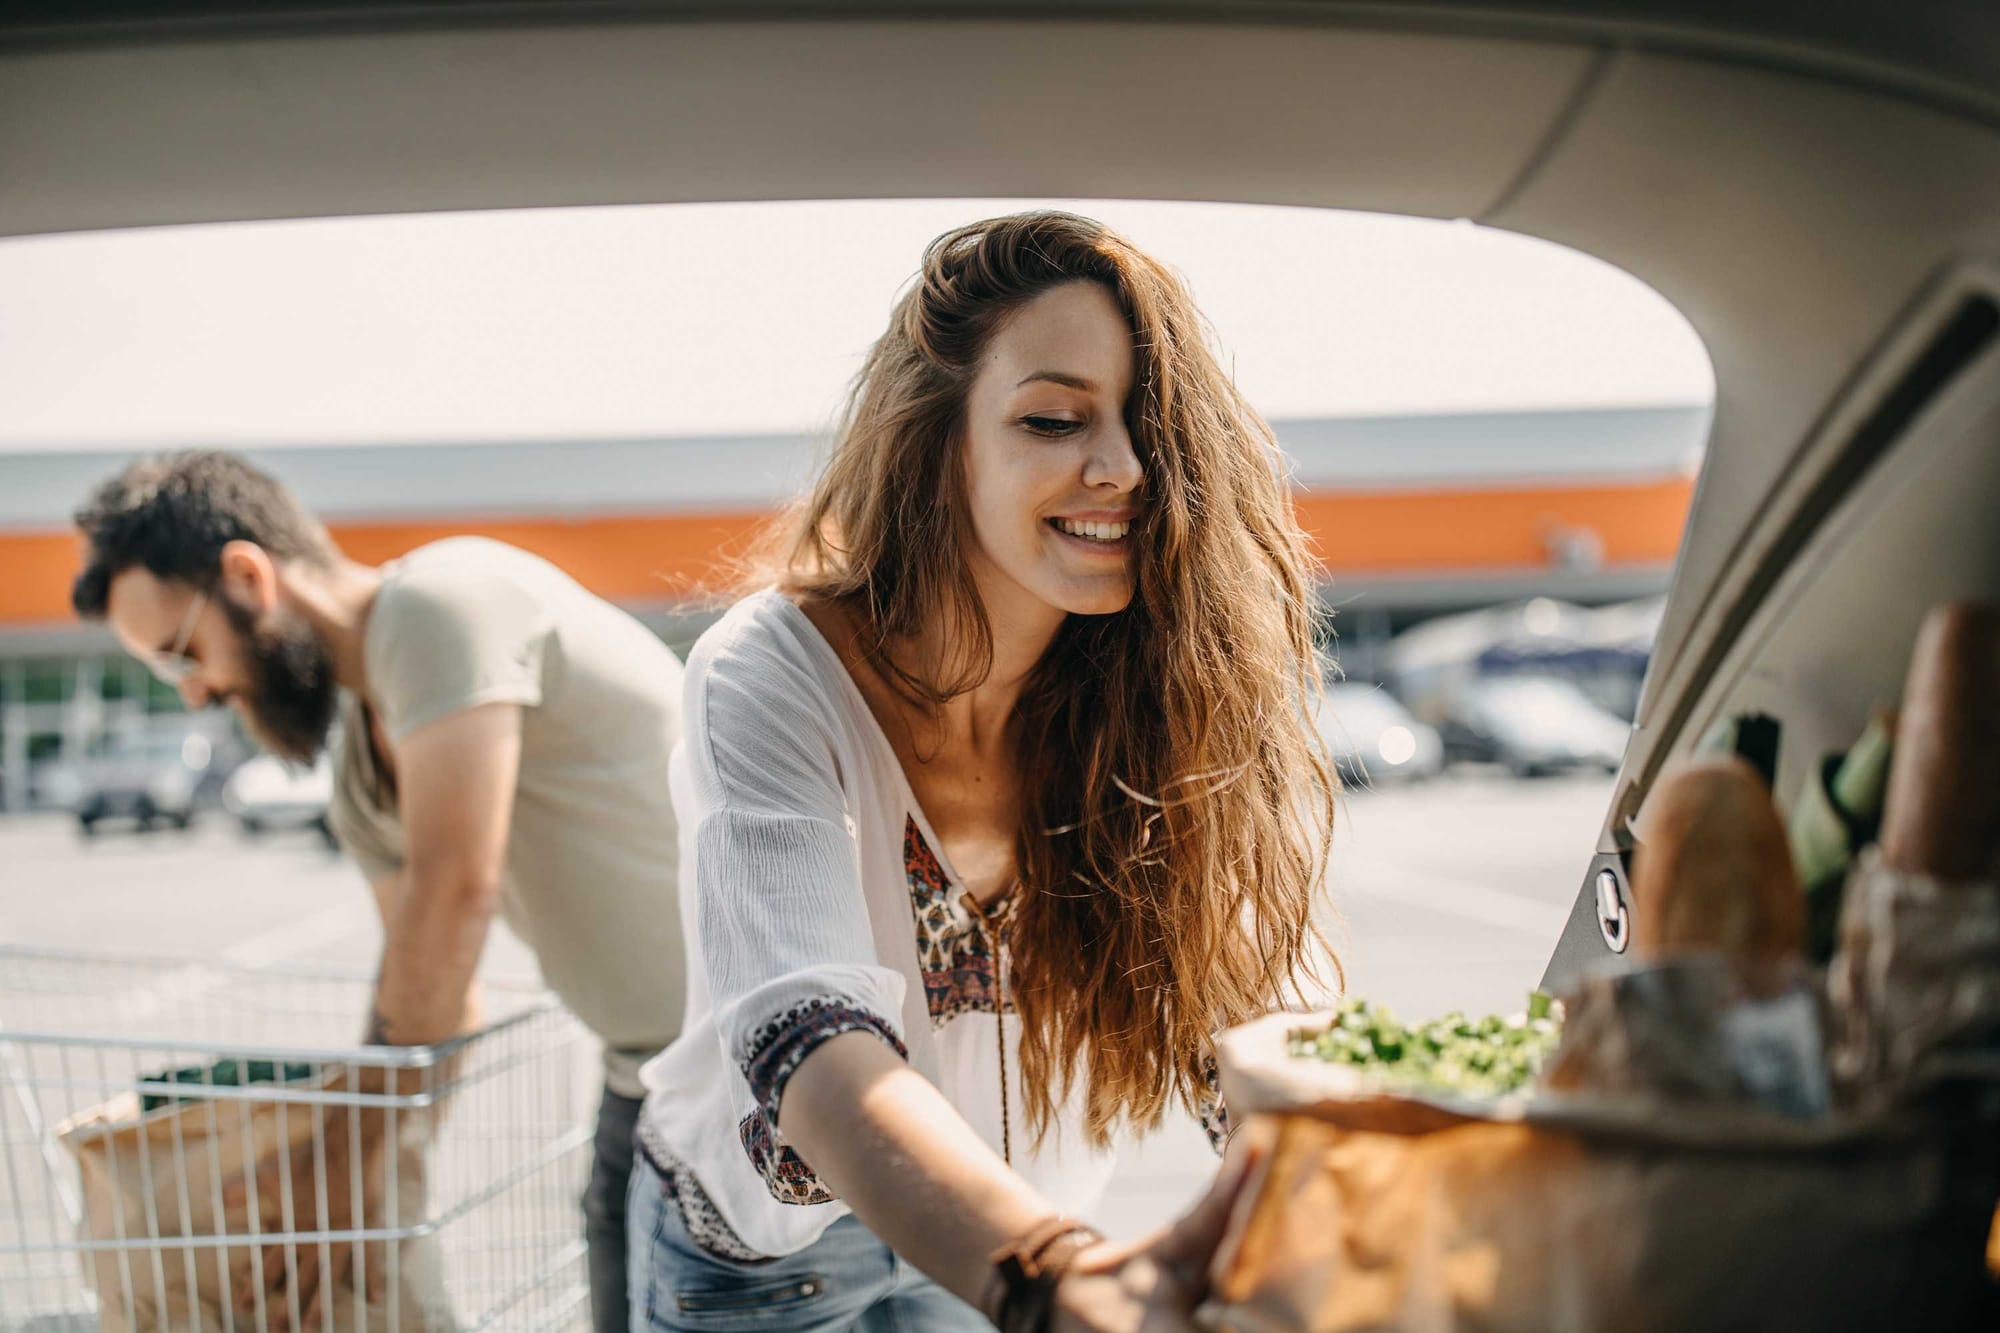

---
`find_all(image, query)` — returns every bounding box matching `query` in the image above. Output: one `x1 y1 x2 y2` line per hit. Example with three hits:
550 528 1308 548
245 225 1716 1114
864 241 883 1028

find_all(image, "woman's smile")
1046 514 1133 556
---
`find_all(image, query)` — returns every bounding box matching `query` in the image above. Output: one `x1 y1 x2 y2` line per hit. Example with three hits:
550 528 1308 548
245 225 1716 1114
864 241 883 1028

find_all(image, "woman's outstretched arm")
783 1032 1263 1330
781 1031 1051 1309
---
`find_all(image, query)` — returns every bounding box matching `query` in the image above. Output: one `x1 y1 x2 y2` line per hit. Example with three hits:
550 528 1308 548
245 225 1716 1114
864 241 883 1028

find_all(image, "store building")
0 403 1704 808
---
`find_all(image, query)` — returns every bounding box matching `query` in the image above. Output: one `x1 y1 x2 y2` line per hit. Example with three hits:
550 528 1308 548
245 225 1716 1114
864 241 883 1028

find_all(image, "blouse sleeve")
1196 1048 1232 1155
681 606 909 1130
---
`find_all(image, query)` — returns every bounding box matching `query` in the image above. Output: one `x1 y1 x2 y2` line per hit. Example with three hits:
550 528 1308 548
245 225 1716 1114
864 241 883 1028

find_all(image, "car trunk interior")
3 1 1997 985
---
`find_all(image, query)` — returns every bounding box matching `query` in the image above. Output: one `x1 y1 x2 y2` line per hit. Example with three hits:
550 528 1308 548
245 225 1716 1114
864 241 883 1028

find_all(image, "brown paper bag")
58 1071 454 1332
1201 850 2000 1331
1203 1109 1993 1332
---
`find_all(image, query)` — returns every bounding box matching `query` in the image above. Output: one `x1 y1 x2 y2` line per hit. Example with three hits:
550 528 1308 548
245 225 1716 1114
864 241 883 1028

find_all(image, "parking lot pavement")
0 768 1613 1241
0 811 541 980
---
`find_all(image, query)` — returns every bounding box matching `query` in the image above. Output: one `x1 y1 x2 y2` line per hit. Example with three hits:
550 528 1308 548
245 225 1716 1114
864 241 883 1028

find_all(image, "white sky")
0 199 1713 453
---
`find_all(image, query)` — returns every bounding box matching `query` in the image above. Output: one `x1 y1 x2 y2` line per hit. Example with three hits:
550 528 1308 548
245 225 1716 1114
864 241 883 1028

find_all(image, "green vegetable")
1286 992 1563 1098
139 1058 318 1113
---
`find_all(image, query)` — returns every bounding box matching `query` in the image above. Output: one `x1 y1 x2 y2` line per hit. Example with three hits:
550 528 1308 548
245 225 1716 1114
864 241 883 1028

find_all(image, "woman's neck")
855 566 1061 757
936 622 1049 753
938 561 1065 751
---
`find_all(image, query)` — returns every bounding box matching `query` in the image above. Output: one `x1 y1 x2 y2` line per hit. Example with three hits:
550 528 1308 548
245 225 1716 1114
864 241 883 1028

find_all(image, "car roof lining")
0 21 1592 235
3 1 1997 127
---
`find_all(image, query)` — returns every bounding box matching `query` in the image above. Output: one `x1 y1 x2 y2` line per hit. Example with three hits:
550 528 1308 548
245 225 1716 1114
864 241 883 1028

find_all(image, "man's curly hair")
72 451 335 619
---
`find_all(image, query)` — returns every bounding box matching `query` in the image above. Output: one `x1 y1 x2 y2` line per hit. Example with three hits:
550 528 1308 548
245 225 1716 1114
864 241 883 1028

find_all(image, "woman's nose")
1083 419 1143 492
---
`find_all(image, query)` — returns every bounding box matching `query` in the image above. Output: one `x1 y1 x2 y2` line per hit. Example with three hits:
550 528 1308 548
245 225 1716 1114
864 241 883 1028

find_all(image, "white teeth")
1054 518 1130 541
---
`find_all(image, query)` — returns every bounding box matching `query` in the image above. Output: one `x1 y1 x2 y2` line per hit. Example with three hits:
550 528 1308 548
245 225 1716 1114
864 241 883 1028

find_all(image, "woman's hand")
1051 1119 1269 1332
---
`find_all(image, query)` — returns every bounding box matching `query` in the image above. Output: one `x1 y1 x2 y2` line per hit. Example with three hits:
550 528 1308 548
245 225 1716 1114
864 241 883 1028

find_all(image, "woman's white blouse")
635 591 1125 1260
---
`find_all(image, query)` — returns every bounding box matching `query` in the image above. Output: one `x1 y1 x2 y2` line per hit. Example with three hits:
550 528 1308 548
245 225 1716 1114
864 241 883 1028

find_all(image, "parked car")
1314 682 1445 788
69 731 213 835
223 753 337 847
1440 675 1630 778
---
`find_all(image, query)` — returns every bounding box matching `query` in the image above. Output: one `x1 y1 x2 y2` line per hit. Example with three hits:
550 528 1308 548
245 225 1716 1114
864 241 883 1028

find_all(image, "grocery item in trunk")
1878 601 2000 880
1789 709 1896 962
1629 755 1803 968
1204 996 1995 1332
1282 994 1561 1100
1827 602 2000 1104
1541 955 1829 1118
1552 755 1828 1115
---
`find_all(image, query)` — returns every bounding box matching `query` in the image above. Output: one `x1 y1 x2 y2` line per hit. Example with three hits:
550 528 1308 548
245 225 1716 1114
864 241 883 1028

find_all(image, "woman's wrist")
983 1215 1106 1331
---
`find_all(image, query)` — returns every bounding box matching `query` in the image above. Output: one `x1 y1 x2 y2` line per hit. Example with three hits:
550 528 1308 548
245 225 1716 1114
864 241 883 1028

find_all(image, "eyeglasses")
145 590 208 686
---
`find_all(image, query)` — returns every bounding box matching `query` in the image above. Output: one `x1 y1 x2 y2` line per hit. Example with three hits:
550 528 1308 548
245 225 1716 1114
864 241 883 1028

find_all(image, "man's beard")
221 597 338 765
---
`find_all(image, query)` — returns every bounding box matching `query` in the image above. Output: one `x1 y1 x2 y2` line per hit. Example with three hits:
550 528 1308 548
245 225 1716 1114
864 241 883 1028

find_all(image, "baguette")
1879 602 2000 880
1632 755 1804 962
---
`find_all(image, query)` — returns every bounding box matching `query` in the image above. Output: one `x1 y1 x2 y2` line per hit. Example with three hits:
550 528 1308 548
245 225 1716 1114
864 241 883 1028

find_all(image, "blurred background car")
223 752 338 848
1387 597 1662 726
62 730 215 835
1314 682 1445 788
1439 675 1629 778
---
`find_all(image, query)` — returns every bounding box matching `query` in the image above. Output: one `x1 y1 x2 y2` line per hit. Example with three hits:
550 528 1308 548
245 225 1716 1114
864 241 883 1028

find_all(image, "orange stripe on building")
1 531 92 627
330 513 777 604
0 477 1692 627
1296 476 1692 573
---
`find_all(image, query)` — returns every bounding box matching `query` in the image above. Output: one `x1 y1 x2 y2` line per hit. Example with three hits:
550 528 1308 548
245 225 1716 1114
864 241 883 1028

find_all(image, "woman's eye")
1021 415 1084 438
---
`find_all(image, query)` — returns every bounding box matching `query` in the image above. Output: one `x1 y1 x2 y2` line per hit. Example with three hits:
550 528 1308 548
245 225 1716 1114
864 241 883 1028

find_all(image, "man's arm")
366 701 522 1047
232 704 522 1326
362 873 485 1045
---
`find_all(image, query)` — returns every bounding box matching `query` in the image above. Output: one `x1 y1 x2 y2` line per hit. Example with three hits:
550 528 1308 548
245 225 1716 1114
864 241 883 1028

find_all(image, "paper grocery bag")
58 1070 454 1332
1206 1116 1597 1332
1201 994 1999 1333
1201 1110 1993 1332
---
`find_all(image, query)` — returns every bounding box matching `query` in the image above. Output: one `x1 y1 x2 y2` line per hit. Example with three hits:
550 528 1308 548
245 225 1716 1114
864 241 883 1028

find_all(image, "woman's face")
960 281 1144 631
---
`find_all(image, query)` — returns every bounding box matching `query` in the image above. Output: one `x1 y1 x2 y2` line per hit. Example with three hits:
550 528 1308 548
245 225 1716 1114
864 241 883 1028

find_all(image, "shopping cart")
0 945 596 1332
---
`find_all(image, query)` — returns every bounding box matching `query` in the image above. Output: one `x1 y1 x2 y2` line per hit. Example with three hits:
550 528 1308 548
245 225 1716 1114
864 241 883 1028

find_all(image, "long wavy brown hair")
775 210 1338 1144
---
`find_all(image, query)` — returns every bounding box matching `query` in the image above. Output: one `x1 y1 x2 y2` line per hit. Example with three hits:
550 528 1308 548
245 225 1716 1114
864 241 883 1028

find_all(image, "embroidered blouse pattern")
737 996 907 1205
737 1109 836 1206
1196 1052 1231 1154
906 816 1013 1026
636 1122 770 1264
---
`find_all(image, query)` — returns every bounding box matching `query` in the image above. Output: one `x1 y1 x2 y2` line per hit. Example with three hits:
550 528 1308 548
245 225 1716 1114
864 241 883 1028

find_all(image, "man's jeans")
624 1151 987 1331
585 1088 644 1333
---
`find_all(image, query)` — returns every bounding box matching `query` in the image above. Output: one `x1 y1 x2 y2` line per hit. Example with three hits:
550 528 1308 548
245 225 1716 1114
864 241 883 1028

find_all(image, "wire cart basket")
0 945 597 1332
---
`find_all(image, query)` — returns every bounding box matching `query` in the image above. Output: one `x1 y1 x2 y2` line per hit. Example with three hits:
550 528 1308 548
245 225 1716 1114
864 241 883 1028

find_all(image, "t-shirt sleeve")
682 611 908 1128
328 771 399 884
366 563 552 742
326 700 402 883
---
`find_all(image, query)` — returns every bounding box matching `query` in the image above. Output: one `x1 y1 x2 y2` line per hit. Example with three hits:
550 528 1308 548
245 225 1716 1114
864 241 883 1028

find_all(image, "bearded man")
72 451 686 1333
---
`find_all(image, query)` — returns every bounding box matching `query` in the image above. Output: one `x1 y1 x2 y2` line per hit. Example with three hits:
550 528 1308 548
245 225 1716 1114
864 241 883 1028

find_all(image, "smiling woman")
625 210 1336 1331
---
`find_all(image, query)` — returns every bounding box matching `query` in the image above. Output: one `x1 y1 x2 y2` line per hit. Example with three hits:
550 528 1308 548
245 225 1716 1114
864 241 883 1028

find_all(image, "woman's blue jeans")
625 1151 988 1331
